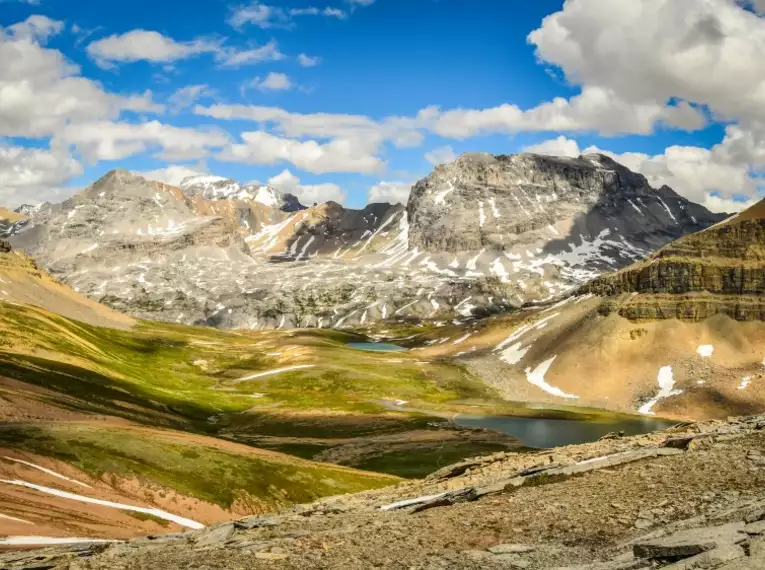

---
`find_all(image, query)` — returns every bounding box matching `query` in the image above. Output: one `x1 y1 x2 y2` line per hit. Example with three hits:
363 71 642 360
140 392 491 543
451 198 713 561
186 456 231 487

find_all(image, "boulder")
632 523 746 560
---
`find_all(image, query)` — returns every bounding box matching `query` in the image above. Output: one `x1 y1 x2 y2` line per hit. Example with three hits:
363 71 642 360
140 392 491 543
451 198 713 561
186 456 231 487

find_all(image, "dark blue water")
346 343 408 352
454 415 678 449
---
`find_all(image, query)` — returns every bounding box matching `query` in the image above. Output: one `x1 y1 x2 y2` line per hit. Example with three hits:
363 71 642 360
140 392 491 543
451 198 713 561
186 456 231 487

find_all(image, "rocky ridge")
582 199 765 321
0 207 28 239
6 413 765 569
5 153 725 329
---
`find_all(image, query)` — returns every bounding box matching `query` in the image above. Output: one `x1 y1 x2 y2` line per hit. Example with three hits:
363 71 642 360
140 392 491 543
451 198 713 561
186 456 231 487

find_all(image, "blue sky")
1 0 764 211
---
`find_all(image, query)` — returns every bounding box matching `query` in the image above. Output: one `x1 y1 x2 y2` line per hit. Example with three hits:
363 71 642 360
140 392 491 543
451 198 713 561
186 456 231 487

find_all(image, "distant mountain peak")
180 174 306 212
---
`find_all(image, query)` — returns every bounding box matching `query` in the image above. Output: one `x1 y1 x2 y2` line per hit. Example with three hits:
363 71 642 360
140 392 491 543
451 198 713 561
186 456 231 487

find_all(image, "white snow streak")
639 366 682 415
524 356 579 399
2 457 91 489
0 513 33 525
696 345 714 358
234 365 315 383
0 480 204 529
0 536 118 546
656 196 677 223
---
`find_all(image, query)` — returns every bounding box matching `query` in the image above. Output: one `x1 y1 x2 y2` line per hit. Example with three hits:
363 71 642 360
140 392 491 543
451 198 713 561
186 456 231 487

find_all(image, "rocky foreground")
6 414 765 569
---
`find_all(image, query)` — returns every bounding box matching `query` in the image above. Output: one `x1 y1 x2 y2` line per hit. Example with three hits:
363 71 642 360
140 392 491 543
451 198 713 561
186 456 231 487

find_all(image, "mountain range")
1 153 725 330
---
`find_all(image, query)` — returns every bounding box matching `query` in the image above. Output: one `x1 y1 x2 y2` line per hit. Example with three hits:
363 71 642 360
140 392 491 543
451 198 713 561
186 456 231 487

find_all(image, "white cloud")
136 164 208 186
244 72 293 92
268 169 345 204
229 1 348 29
425 145 457 166
168 84 213 112
0 143 83 207
368 181 412 205
298 53 321 67
194 104 424 153
528 0 765 125
216 40 285 67
54 120 230 162
423 88 705 138
289 7 347 18
5 15 64 43
523 136 583 158
87 30 221 68
0 24 163 138
219 131 384 174
228 2 292 29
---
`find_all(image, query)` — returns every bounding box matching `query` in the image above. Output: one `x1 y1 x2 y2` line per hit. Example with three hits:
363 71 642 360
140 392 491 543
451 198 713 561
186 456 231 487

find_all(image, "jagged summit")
180 174 306 212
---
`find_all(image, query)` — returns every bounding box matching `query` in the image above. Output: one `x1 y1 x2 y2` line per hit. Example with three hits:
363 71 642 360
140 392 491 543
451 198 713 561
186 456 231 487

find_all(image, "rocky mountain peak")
14 204 38 216
180 175 306 213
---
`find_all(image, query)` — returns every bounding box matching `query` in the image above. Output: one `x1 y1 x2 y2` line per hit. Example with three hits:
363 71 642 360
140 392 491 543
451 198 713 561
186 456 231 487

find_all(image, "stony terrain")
5 413 765 569
3 153 724 330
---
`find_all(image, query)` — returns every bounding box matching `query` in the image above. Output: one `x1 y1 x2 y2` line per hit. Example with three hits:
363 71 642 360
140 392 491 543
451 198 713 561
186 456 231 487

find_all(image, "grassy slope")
0 423 396 511
0 301 521 481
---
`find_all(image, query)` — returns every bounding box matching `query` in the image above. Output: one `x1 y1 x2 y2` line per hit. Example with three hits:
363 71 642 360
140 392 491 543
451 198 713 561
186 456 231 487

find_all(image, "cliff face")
581 200 765 321
407 152 722 254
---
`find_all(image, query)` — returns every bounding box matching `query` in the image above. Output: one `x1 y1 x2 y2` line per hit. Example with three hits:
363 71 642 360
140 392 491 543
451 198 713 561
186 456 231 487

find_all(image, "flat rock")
234 516 280 530
632 522 746 560
744 520 765 535
254 552 289 561
488 544 537 554
195 522 236 546
660 545 746 569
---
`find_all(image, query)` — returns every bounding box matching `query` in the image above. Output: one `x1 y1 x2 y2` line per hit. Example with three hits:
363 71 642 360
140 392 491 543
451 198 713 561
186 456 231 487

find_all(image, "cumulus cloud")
267 168 346 204
87 30 222 68
219 131 384 174
195 104 424 159
243 72 293 92
528 0 765 125
216 40 285 67
367 181 412 205
229 2 347 30
0 20 163 138
5 15 64 42
425 145 457 166
0 143 83 207
422 88 705 138
297 53 321 67
54 120 230 162
136 164 208 186
228 2 293 29
289 7 347 19
523 136 583 158
168 84 214 112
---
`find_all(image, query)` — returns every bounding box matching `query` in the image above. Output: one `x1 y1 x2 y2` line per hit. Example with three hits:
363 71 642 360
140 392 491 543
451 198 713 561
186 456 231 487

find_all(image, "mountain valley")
1 153 765 569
